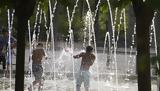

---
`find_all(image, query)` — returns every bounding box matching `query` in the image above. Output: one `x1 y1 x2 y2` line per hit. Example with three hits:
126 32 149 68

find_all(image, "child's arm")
73 52 83 59
42 49 47 59
44 50 48 60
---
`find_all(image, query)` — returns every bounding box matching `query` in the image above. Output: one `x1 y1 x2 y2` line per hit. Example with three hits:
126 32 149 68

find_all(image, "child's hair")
86 46 93 53
37 43 43 47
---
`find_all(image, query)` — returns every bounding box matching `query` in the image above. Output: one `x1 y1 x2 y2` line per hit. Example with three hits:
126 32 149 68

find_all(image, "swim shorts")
32 64 43 80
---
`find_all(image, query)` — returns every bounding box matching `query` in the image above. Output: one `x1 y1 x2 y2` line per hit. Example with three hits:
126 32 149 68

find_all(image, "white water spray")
66 0 79 88
49 0 57 90
7 9 15 91
107 0 118 91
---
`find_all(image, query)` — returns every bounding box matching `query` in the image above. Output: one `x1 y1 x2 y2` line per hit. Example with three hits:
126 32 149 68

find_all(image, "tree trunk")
14 0 36 91
15 16 27 91
132 1 154 91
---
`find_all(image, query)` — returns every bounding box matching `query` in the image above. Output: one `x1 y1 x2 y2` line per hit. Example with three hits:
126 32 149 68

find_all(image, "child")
28 43 46 91
73 46 96 91
0 30 6 71
0 29 17 77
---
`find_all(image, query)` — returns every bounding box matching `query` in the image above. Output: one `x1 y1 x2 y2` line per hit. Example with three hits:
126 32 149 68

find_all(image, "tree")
132 1 154 91
116 0 160 91
0 0 50 90
131 0 160 91
14 0 36 91
0 0 35 90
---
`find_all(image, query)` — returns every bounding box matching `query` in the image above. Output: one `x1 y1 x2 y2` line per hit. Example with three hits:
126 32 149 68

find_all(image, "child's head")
37 43 43 47
86 46 93 53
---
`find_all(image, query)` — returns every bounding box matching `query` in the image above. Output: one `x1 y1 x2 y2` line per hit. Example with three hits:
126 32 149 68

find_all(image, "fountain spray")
49 0 57 90
107 0 118 91
66 0 79 90
7 9 15 91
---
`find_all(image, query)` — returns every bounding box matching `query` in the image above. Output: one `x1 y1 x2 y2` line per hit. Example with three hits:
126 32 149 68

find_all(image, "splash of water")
114 8 118 27
7 9 15 91
36 9 43 42
66 0 79 49
103 32 111 54
85 0 97 51
66 0 80 89
107 0 119 91
49 0 57 90
85 0 94 47
52 0 58 18
43 11 50 51
45 0 57 52
103 32 112 71
71 0 79 23
27 20 32 72
127 23 136 75
84 11 92 46
7 9 12 91
150 12 159 90
152 12 158 57
30 3 40 49
115 10 123 47
123 8 129 80
93 0 101 22
82 28 87 48
85 0 101 91
27 20 34 91
43 11 48 30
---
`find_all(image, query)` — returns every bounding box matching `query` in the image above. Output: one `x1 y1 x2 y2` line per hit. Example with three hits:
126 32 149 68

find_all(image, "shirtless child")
73 46 96 91
28 43 46 91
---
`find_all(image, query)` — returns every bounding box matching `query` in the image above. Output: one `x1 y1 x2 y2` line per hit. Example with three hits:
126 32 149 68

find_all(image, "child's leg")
85 87 89 91
76 85 81 91
5 64 10 77
33 80 40 85
28 80 40 91
84 71 90 91
76 71 83 91
38 80 43 91
39 76 45 91
0 55 6 76
1 54 6 70
6 53 12 78
38 67 44 91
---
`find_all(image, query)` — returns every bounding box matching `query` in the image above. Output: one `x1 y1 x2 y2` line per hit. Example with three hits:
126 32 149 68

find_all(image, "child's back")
32 43 45 64
80 52 95 70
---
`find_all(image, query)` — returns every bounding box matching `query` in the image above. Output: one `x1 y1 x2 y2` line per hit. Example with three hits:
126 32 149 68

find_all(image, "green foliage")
99 4 108 32
73 15 83 30
56 14 68 35
149 0 160 10
72 13 84 41
58 0 72 8
0 0 14 9
112 0 131 9
39 0 49 13
0 7 8 27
